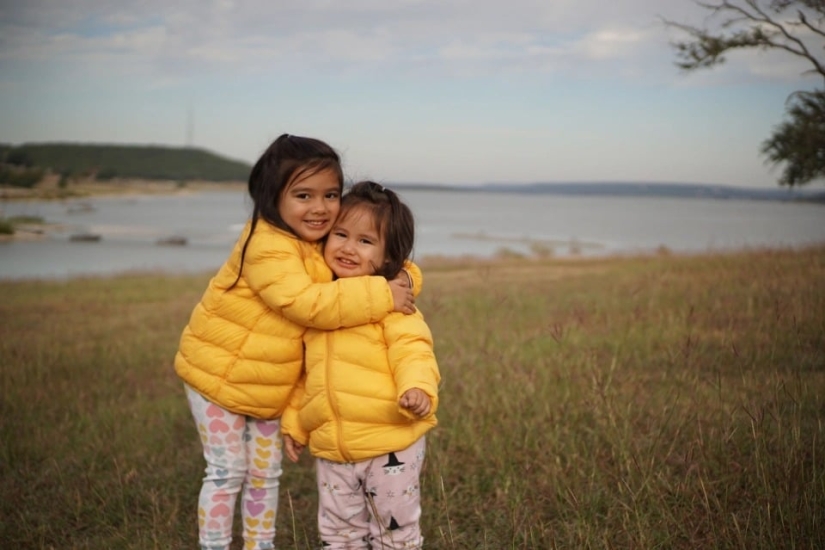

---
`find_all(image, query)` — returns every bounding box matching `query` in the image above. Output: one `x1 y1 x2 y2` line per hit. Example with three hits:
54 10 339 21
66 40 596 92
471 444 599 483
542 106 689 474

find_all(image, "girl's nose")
341 239 355 253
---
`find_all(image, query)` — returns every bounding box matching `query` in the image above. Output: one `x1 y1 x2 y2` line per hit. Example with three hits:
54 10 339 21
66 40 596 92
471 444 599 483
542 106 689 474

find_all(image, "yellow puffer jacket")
174 219 401 419
283 309 440 462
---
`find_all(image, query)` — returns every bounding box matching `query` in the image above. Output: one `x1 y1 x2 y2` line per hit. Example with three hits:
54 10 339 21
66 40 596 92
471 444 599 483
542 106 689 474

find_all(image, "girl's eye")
359 238 374 245
296 193 310 200
325 192 340 199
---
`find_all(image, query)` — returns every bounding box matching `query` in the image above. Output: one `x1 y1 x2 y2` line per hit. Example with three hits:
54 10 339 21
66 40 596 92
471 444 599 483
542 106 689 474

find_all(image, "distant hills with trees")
1 142 823 202
0 143 252 187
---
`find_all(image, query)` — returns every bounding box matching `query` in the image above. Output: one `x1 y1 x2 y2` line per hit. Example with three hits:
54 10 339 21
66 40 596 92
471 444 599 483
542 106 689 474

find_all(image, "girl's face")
278 168 341 242
323 205 386 278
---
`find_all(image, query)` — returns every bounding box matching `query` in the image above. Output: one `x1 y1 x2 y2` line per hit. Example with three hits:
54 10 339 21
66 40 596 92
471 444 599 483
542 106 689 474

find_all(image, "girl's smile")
278 168 341 242
324 206 386 278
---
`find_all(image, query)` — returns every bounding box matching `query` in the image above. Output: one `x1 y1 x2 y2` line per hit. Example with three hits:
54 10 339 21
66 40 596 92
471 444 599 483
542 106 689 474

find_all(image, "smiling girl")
282 181 440 549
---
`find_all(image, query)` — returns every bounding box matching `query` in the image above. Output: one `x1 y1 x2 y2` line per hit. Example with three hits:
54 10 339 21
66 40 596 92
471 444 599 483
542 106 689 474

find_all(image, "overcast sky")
0 0 820 188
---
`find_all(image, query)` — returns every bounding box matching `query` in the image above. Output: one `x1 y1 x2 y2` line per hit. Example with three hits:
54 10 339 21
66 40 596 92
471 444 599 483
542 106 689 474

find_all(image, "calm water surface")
1 189 823 280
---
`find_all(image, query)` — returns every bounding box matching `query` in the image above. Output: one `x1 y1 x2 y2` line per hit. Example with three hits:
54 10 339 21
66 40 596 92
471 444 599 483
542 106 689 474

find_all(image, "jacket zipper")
326 331 351 462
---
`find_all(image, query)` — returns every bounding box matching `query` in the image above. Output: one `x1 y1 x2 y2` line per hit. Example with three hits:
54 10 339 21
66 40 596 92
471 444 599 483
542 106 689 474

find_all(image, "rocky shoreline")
0 178 244 241
0 176 244 201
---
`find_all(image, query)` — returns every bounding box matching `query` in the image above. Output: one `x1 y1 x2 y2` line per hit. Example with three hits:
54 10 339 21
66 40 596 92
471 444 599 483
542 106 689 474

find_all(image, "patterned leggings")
316 437 426 549
185 384 283 550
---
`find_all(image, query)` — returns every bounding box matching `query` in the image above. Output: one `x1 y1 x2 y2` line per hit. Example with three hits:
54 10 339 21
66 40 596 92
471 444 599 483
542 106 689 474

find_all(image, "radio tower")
185 105 194 149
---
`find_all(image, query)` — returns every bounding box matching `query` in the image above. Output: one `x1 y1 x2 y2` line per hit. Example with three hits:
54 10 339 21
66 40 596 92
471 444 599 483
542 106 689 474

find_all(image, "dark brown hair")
337 180 414 280
231 133 343 288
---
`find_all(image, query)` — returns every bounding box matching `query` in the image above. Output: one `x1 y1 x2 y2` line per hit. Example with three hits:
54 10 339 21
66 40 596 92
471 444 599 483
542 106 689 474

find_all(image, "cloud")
0 0 814 86
574 28 647 61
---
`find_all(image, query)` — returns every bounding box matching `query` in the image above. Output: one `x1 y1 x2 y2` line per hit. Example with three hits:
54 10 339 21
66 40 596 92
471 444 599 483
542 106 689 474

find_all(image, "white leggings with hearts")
185 384 283 550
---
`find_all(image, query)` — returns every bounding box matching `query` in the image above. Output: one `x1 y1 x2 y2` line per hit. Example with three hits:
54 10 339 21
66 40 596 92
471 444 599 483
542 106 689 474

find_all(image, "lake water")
1 189 823 280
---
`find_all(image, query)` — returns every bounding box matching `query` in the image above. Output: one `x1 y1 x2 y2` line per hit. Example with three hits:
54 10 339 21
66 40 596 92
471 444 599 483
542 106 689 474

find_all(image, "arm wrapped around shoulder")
402 260 424 297
244 228 395 329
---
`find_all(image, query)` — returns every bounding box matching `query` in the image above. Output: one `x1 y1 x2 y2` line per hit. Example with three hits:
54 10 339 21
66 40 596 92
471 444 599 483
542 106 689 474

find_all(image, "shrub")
96 167 118 180
0 218 14 235
5 148 33 167
9 215 43 224
529 241 555 258
58 170 73 189
0 167 44 188
494 246 526 259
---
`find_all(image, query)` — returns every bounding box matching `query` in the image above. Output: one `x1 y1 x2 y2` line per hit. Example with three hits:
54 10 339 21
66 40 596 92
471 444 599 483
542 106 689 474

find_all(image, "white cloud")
575 28 647 61
0 3 639 64
0 0 814 87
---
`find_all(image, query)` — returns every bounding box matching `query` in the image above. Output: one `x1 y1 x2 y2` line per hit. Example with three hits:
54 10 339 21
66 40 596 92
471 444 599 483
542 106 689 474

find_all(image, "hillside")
1 142 252 182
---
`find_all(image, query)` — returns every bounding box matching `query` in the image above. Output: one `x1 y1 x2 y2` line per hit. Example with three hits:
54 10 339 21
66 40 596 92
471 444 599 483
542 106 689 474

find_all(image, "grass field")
1 247 823 549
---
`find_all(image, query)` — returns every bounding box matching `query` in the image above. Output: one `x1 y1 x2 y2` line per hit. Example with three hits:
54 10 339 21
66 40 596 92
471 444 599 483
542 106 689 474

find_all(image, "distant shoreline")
0 179 246 242
0 177 245 202
390 181 825 204
3 177 824 204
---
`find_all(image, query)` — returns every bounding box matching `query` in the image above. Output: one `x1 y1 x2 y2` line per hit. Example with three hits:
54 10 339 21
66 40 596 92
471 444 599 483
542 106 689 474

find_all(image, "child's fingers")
400 389 432 417
401 391 430 417
283 436 302 462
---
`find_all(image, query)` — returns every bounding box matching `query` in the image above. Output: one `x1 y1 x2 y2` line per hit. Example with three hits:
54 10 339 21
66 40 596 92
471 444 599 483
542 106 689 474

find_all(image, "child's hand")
283 434 305 463
399 388 431 417
389 275 415 315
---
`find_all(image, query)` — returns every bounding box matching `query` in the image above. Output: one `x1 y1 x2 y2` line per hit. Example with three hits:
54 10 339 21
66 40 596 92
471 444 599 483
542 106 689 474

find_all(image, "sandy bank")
0 176 245 201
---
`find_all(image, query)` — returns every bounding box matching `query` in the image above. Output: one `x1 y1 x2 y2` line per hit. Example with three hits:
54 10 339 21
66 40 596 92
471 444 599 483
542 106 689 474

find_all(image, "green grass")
1 248 823 549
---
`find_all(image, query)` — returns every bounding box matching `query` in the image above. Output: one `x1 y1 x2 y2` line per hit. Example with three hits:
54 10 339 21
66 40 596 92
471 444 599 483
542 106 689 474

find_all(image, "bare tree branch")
663 0 825 80
798 10 825 38
665 1 825 186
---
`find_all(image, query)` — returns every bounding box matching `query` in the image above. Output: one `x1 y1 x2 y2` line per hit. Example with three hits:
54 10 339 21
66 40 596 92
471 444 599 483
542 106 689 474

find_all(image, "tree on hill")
664 0 825 187
5 148 34 168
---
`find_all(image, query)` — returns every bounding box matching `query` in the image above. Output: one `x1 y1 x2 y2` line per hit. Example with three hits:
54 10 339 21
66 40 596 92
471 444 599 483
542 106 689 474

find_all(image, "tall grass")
1 247 823 549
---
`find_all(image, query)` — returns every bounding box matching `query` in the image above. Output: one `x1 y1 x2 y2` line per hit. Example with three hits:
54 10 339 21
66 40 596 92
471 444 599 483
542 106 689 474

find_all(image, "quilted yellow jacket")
174 219 405 419
282 309 440 463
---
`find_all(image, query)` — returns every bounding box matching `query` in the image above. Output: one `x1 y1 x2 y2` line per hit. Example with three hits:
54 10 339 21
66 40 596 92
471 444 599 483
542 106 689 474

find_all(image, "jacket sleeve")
384 311 441 420
280 375 309 445
244 229 395 329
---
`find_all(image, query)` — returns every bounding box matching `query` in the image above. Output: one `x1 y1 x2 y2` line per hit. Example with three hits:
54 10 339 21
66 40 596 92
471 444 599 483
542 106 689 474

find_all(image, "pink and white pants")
185 384 283 550
315 437 427 549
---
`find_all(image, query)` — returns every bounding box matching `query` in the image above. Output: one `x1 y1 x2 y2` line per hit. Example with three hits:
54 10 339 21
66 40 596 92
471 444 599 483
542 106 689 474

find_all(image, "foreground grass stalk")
286 491 298 550
437 475 455 548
